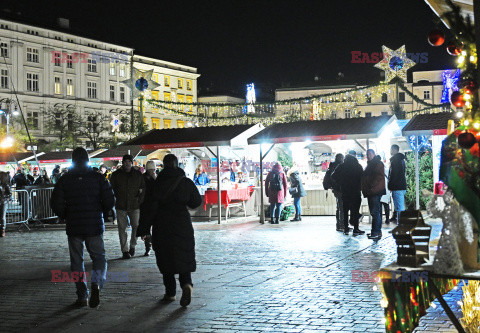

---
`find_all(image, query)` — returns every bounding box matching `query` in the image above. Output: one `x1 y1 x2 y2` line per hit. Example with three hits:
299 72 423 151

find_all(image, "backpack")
269 173 283 192
323 169 333 190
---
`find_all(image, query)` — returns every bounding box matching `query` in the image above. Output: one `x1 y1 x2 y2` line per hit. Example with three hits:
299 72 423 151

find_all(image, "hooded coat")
137 172 157 235
388 153 407 191
265 163 288 204
139 167 202 274
289 171 306 198
361 155 386 197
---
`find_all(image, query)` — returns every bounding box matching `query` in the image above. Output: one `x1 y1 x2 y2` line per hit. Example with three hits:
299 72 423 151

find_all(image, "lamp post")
0 99 19 148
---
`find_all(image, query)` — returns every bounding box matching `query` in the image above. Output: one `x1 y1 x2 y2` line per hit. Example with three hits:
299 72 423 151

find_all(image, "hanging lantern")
428 30 445 46
451 91 466 107
458 131 476 149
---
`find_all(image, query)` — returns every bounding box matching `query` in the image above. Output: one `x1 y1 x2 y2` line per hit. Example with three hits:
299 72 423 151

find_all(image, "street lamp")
0 99 19 136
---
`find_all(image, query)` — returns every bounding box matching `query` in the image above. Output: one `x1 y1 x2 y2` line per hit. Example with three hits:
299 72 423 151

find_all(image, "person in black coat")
324 153 344 231
288 169 306 221
138 161 157 256
139 154 202 307
51 147 115 308
388 144 407 223
332 154 365 236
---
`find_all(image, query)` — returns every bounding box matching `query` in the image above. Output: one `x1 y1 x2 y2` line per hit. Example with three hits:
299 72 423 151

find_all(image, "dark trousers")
342 195 361 230
162 273 193 297
269 203 282 221
368 195 383 235
382 202 390 222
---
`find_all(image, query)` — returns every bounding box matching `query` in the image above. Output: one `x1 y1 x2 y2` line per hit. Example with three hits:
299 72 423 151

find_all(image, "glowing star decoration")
110 115 122 133
441 69 460 103
121 67 160 100
245 83 256 114
374 45 416 83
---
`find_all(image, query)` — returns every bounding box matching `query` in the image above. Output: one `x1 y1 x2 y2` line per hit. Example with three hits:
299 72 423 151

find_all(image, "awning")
0 152 41 165
36 150 105 164
424 0 474 28
91 145 157 162
402 112 456 136
122 124 264 149
248 115 396 144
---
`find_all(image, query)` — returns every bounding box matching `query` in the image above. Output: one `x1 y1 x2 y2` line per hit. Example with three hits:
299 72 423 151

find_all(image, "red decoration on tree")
458 131 477 149
451 91 465 107
428 30 445 46
446 41 462 55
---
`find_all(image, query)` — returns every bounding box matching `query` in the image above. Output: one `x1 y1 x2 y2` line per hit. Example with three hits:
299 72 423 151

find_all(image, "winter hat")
145 160 156 170
72 147 89 166
122 154 134 164
348 150 356 156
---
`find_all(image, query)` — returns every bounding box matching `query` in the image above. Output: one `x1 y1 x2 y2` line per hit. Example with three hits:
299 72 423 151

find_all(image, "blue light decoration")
244 83 256 114
135 77 149 92
408 135 432 151
441 69 460 103
389 56 404 71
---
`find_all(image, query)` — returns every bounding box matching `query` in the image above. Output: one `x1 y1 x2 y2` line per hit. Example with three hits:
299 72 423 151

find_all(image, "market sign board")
38 159 70 164
141 142 205 150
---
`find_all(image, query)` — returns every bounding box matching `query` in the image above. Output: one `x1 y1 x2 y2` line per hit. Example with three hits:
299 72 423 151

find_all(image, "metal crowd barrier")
6 186 57 230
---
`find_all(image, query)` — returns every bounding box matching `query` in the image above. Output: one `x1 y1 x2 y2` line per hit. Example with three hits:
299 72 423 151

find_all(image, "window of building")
365 112 372 117
178 79 183 89
67 79 74 96
381 93 388 103
164 75 170 87
344 109 351 118
330 111 337 119
119 63 126 77
399 92 406 102
0 43 8 58
67 38 74 43
365 94 371 103
177 94 184 110
423 90 431 100
87 59 97 72
54 77 61 94
28 112 39 129
152 73 158 83
110 85 115 101
26 47 39 63
66 55 74 69
87 81 97 99
163 119 171 129
120 86 125 102
1 69 8 89
109 63 115 76
87 115 98 131
26 73 39 92
0 24 9 30
151 118 160 129
177 120 184 128
381 111 389 116
186 96 193 113
186 80 192 91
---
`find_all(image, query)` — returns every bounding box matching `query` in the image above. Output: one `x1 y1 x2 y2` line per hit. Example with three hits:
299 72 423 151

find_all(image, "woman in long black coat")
288 169 306 221
140 154 201 307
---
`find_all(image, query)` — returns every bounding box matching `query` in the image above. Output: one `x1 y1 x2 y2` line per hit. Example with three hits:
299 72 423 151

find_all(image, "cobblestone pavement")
0 217 463 332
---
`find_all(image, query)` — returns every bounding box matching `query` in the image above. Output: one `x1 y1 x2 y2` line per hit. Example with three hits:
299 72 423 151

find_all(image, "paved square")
0 217 462 332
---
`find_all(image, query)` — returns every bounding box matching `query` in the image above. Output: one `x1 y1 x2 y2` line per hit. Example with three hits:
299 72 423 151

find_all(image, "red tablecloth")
204 187 252 210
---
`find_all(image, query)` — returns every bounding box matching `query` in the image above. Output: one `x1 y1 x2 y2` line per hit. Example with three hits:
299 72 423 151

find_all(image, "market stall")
248 115 402 222
0 152 42 176
122 124 264 224
402 112 456 208
89 145 158 169
35 150 105 175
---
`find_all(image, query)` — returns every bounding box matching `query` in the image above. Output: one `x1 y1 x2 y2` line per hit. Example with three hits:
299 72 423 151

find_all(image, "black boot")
290 215 299 222
389 211 397 223
298 214 302 221
275 217 279 224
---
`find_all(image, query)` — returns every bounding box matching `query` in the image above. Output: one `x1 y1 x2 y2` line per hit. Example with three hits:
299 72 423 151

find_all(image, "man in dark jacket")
324 154 344 231
139 154 202 307
332 154 365 235
51 147 115 308
110 155 146 259
288 169 306 221
388 144 407 223
361 149 386 240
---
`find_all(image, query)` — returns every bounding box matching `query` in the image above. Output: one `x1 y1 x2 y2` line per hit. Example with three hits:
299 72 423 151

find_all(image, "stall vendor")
194 164 210 185
237 171 247 183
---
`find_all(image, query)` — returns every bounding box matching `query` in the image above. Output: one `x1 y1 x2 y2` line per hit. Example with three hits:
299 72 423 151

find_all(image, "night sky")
2 0 456 97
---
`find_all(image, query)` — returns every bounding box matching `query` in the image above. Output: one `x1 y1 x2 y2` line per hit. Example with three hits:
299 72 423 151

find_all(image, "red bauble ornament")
446 41 462 55
451 91 465 107
428 30 445 46
458 131 476 149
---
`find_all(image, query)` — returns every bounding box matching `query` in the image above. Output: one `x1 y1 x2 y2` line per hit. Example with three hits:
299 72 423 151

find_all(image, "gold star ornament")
374 45 416 83
120 67 160 100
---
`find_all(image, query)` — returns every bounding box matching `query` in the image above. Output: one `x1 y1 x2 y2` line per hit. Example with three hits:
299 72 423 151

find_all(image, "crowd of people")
50 148 200 309
325 144 407 240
